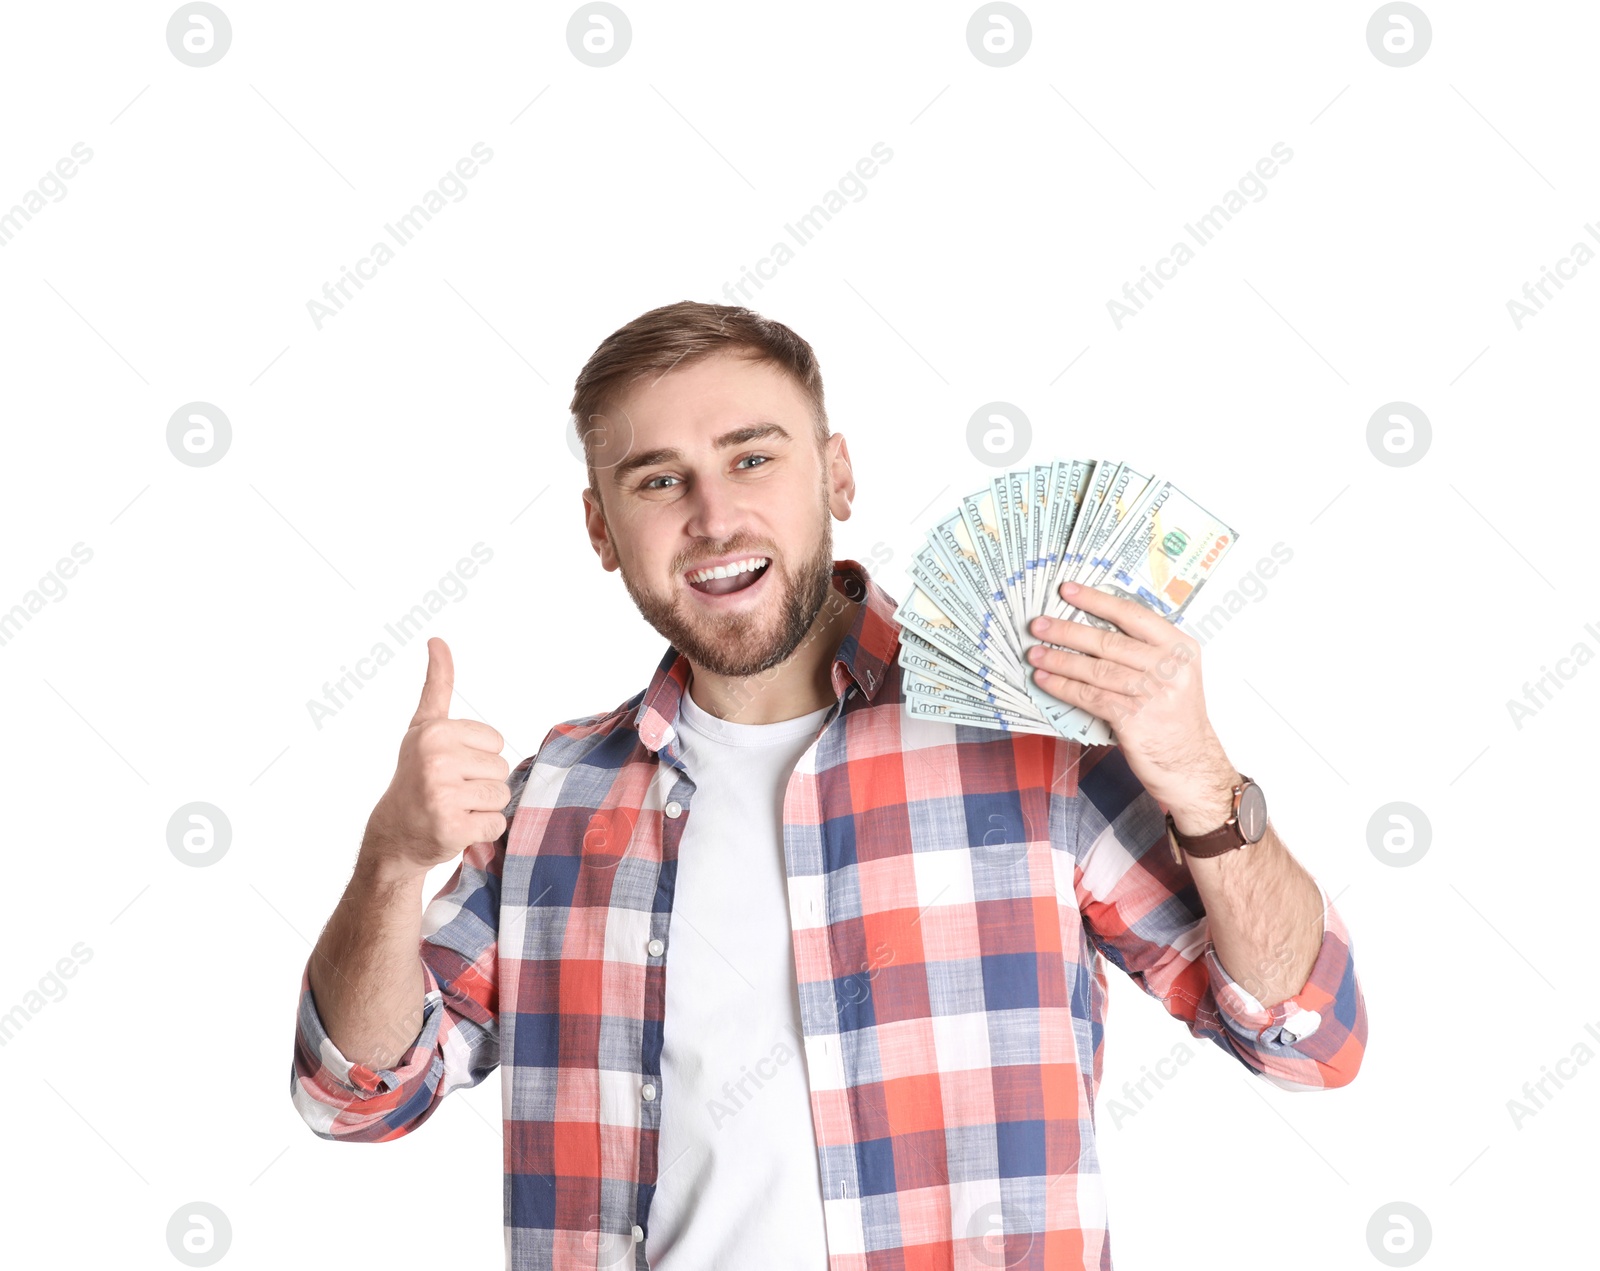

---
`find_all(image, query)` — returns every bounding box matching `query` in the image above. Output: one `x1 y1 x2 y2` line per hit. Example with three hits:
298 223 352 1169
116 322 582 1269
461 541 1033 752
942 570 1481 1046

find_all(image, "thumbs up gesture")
363 637 512 878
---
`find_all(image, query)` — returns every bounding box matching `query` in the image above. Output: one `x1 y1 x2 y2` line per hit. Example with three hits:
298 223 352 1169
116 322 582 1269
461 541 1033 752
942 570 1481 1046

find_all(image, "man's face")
581 351 854 678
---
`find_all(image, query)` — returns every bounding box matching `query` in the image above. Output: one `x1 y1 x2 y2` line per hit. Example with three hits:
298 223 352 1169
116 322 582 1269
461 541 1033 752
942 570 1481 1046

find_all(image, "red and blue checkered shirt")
291 557 1367 1270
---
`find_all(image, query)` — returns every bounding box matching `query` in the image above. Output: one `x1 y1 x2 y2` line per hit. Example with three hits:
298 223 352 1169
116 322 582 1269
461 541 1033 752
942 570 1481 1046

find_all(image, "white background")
1 2 1592 1267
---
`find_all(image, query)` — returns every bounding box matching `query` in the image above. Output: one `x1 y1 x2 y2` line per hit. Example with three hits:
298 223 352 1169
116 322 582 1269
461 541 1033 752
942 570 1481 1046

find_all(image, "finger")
1059 581 1171 643
411 637 455 726
451 717 506 755
460 777 514 812
463 810 509 846
454 748 511 782
1030 612 1154 668
1031 667 1139 722
1029 644 1149 696
426 745 508 781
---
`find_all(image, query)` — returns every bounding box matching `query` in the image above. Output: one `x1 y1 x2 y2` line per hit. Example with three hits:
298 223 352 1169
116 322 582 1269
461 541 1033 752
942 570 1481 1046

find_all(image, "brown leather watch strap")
1165 775 1253 863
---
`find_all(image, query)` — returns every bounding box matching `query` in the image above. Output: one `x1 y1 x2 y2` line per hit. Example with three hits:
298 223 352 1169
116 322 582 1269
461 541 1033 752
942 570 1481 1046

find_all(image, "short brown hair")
570 300 828 493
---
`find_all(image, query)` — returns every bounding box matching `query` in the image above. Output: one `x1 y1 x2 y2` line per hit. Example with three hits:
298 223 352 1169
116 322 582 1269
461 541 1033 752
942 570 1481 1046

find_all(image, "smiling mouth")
685 556 772 596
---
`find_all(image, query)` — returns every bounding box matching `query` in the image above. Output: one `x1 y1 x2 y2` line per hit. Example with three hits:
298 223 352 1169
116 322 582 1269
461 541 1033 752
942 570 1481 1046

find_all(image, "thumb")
411 637 454 725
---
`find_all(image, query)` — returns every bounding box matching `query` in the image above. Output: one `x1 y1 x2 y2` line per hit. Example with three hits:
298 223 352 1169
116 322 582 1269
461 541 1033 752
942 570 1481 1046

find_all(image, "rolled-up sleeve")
1200 878 1366 1090
290 756 532 1140
1070 745 1367 1091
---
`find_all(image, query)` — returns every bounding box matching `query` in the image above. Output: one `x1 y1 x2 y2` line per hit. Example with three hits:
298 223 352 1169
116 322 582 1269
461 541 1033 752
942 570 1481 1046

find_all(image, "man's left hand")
1028 580 1239 834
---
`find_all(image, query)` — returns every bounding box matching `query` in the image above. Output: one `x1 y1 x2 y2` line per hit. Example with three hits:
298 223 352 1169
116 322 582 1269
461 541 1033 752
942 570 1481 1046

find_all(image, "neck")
686 589 860 725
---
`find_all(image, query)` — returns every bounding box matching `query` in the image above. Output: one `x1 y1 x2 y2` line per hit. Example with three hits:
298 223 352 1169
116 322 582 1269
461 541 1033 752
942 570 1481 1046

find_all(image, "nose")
681 472 745 545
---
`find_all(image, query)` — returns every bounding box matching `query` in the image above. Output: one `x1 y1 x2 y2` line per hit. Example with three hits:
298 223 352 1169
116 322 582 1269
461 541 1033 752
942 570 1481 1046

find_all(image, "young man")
291 302 1367 1270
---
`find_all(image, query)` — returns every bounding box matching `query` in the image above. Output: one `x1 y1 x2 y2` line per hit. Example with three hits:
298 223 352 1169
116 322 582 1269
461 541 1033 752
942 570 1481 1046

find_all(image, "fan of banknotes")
894 459 1239 744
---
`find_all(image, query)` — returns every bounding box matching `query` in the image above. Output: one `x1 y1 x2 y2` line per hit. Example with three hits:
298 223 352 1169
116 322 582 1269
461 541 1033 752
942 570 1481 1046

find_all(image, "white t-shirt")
646 681 834 1270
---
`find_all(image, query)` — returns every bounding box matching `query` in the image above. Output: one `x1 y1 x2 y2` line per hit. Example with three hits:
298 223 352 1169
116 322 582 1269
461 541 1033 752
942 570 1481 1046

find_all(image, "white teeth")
688 556 769 584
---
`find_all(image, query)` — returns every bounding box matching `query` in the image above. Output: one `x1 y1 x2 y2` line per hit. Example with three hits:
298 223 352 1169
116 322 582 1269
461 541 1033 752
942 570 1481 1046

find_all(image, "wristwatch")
1166 775 1267 864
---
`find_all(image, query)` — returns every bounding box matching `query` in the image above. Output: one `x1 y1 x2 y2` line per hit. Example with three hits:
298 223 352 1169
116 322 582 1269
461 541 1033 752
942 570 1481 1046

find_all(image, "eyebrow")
609 421 794 485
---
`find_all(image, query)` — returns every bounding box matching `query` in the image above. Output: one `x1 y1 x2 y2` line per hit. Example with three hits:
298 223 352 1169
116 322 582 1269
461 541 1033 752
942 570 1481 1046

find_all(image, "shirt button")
647 938 665 957
664 800 683 818
641 1082 657 1101
632 1224 644 1243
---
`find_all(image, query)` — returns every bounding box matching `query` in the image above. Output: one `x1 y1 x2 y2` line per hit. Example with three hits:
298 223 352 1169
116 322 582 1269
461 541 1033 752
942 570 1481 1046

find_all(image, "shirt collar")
633 557 901 753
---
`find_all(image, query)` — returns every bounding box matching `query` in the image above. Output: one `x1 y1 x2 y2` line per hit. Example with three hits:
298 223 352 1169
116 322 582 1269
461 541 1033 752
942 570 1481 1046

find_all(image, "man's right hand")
363 636 512 879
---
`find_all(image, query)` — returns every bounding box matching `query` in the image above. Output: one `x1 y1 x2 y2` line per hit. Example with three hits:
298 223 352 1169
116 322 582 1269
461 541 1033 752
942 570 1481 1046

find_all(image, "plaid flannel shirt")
291 557 1367 1270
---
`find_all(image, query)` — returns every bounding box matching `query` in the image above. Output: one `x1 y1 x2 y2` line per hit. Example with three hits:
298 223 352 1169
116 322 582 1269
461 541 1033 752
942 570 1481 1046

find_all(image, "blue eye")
641 455 768 490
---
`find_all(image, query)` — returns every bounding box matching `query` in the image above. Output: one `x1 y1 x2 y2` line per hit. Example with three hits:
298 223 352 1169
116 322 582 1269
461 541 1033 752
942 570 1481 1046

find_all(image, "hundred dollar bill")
909 540 1028 679
903 688 1060 735
931 508 1024 664
897 456 1235 752
1038 698 1116 746
1056 472 1167 622
899 629 1040 713
903 667 1051 723
957 488 1023 659
893 584 1019 682
909 545 990 644
1074 484 1239 633
1042 458 1119 610
1022 463 1048 620
1021 464 1152 720
1000 469 1031 626
1045 463 1153 621
1028 459 1091 621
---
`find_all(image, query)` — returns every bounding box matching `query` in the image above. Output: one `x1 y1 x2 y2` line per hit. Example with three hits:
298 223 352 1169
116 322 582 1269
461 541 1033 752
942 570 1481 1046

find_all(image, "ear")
583 486 620 572
825 432 856 522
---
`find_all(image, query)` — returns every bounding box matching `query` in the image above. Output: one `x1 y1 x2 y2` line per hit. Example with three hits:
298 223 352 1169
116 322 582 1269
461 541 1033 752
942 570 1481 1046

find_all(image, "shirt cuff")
1203 880 1348 1055
292 960 443 1104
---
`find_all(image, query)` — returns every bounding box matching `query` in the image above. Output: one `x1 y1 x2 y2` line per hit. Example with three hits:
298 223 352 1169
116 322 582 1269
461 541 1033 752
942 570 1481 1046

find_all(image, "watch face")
1238 783 1268 842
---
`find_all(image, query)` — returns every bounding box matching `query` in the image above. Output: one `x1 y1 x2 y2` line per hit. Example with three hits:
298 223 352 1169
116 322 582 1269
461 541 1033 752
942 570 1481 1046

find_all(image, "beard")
612 491 837 679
